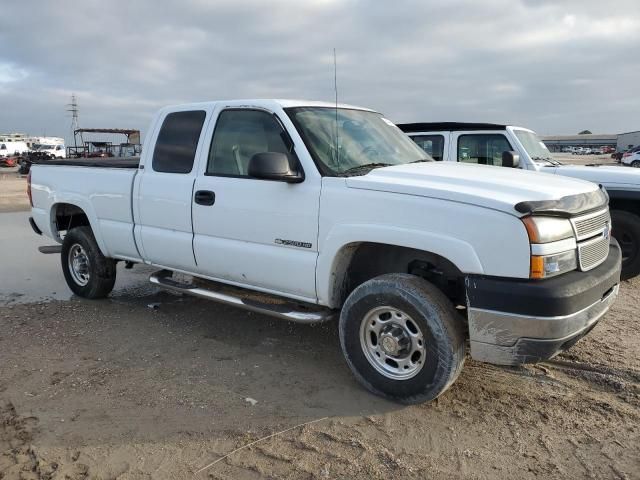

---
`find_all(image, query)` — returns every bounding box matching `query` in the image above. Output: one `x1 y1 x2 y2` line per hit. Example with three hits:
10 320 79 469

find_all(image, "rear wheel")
611 210 640 280
339 274 466 404
61 226 116 298
631 161 640 168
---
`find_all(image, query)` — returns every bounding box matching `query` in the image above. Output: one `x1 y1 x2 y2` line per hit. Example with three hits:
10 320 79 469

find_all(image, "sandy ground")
0 163 639 479
0 168 29 214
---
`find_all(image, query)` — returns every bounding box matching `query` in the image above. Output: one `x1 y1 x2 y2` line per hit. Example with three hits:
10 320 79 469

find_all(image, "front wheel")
61 226 116 298
611 210 640 280
631 161 640 168
339 274 466 404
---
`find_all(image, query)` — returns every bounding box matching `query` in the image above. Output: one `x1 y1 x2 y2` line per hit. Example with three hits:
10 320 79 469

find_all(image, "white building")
617 131 640 152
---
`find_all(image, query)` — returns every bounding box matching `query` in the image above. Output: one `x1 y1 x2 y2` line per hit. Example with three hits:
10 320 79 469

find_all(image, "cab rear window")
152 110 206 174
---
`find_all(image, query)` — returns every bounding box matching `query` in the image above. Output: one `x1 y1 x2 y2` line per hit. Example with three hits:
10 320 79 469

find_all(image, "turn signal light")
530 256 545 279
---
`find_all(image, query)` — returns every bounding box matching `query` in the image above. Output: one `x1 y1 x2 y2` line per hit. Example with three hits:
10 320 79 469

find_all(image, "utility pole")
66 94 79 148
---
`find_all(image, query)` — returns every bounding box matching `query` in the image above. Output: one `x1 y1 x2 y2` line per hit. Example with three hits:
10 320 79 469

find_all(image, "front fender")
316 224 483 307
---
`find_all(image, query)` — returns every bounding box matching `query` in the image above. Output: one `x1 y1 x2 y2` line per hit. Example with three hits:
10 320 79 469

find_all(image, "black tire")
611 210 640 280
339 273 466 404
61 226 116 298
632 161 640 168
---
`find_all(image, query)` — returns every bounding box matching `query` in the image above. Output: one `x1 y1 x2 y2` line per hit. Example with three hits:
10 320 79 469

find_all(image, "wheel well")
52 203 91 240
331 242 466 308
609 198 640 217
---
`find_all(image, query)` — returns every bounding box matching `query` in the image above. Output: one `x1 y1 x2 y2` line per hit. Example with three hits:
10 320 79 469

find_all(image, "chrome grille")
578 235 610 271
572 209 610 240
571 208 610 271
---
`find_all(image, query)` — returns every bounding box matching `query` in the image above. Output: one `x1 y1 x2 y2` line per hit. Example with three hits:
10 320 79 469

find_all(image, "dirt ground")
0 164 639 480
0 168 29 213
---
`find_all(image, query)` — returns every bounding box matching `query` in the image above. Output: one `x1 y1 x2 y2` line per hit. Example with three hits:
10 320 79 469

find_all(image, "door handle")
194 190 215 206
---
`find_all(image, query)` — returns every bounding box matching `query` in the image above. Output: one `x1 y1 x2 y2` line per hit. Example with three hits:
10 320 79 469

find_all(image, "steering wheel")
361 146 381 158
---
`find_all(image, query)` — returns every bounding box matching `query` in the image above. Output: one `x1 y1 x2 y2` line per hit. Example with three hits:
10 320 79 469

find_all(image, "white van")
0 141 29 157
33 143 66 158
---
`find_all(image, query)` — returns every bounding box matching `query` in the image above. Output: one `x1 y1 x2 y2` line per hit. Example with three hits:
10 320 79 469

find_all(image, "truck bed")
30 157 140 169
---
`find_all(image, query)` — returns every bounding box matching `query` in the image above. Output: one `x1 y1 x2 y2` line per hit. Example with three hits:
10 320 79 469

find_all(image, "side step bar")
149 269 336 324
38 245 62 254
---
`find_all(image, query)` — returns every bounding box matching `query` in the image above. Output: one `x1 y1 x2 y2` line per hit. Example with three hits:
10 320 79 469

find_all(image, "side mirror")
502 150 520 168
248 152 303 183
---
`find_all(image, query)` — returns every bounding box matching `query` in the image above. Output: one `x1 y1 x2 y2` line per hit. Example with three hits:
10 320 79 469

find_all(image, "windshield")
286 107 431 176
514 129 562 166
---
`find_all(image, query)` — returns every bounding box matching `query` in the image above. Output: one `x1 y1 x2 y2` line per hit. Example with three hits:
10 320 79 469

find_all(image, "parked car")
32 143 66 158
622 149 640 168
398 122 640 279
28 100 621 403
572 147 584 155
0 155 22 167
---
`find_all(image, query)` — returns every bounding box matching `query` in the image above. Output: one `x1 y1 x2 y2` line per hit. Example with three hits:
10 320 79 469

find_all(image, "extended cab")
399 122 640 280
28 101 621 403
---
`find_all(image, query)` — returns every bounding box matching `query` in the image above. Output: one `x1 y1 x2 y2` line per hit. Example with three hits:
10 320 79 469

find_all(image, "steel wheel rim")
359 306 427 380
68 244 90 286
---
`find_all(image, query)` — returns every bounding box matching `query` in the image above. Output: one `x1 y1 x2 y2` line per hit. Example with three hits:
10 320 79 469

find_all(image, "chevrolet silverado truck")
28 100 621 403
398 122 640 280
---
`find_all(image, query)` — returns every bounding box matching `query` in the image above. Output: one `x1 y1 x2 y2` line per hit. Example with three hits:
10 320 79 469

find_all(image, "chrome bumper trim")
468 283 618 365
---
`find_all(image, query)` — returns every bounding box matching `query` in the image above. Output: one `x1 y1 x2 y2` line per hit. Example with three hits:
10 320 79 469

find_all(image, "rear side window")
410 134 445 161
152 110 206 173
458 134 512 166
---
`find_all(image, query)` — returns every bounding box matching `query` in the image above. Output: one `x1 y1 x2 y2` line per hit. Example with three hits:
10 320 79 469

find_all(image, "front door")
192 108 320 301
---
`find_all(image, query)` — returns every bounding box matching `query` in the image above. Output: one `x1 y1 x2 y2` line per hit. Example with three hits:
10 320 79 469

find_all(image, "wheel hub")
379 325 410 355
68 244 90 286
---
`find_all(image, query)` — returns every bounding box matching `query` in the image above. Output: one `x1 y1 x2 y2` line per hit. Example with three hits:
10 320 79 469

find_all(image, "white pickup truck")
398 122 640 280
28 100 621 403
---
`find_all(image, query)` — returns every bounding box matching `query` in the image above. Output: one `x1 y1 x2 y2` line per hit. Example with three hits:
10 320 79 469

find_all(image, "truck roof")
397 122 508 133
161 99 375 113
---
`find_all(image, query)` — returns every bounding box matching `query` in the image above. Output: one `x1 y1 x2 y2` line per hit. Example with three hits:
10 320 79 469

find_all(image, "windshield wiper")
409 158 432 164
340 162 392 176
532 156 561 166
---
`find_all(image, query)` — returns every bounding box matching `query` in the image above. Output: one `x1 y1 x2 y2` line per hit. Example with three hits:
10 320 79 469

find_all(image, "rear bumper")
466 241 621 365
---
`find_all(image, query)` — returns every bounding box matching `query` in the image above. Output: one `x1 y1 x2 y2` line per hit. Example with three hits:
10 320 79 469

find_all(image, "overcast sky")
1 0 638 143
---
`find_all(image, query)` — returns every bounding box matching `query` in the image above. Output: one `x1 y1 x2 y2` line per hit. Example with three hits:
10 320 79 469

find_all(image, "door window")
410 134 445 161
152 110 206 173
458 134 512 166
206 109 295 176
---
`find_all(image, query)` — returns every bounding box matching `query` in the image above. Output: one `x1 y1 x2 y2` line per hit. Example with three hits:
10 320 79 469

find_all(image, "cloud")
0 0 638 142
0 63 28 84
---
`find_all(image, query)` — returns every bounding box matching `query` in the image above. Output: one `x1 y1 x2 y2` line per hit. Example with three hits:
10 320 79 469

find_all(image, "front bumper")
466 241 621 365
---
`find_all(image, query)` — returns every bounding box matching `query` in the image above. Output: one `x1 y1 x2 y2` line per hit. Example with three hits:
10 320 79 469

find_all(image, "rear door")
134 107 211 271
191 106 320 301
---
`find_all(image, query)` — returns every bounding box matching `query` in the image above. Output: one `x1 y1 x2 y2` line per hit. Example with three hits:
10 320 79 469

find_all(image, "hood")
550 164 640 191
345 162 600 216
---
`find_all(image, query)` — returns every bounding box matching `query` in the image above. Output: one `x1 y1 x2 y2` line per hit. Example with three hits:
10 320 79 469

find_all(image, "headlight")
530 250 577 279
522 216 577 279
522 216 574 243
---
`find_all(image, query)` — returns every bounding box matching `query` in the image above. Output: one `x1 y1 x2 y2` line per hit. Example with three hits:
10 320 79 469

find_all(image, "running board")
149 269 335 324
38 245 62 254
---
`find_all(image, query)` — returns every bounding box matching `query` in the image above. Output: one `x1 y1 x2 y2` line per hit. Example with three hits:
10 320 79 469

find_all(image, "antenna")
333 48 339 166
